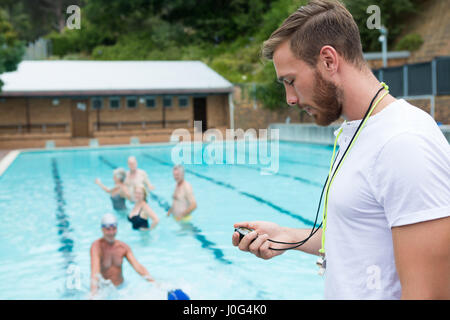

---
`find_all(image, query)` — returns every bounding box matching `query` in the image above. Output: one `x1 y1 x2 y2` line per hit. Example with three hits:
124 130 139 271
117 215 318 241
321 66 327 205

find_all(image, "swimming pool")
0 141 333 299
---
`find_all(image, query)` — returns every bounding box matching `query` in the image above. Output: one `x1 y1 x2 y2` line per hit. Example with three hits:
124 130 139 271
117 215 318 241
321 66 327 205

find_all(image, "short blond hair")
262 0 364 68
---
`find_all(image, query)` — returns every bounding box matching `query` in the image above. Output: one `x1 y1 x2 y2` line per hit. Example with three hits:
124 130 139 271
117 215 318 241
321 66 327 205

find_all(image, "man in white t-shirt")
232 0 449 299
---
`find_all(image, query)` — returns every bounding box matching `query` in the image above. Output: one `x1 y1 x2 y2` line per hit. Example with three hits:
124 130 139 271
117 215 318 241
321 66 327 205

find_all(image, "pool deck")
0 150 9 160
0 149 20 177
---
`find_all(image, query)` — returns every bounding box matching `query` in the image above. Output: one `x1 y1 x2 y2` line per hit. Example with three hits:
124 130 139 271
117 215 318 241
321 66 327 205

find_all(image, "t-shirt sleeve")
370 132 450 227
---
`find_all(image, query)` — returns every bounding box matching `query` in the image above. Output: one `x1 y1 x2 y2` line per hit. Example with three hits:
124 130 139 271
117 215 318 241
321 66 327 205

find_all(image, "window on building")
178 96 189 108
91 97 103 110
145 96 156 108
126 96 138 109
163 96 172 108
109 97 121 109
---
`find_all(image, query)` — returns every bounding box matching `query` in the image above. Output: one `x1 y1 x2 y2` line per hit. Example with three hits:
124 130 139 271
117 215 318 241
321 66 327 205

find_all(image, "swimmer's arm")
125 246 154 282
180 183 197 218
143 204 159 230
143 171 155 191
95 178 111 194
120 185 132 201
90 241 101 295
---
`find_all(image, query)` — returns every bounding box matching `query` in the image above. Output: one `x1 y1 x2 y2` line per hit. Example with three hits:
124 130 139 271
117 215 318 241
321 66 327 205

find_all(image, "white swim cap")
101 213 117 226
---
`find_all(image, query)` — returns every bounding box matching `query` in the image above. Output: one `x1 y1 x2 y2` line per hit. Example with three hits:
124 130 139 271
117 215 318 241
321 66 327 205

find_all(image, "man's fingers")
233 221 252 229
238 231 258 252
249 234 269 257
232 232 241 247
259 237 273 260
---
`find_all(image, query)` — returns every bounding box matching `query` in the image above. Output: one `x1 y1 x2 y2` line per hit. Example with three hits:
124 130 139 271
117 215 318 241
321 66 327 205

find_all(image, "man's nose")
286 92 298 107
284 85 298 106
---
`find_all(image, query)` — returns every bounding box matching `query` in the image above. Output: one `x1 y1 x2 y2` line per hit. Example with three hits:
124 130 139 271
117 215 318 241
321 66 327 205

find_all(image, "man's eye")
285 79 294 86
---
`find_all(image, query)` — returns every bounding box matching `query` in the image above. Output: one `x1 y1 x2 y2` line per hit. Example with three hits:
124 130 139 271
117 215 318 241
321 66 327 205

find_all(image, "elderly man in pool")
90 213 154 296
125 156 155 202
166 165 197 222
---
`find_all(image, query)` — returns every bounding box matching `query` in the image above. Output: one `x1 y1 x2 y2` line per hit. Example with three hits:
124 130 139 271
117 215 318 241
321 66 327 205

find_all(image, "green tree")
0 9 25 92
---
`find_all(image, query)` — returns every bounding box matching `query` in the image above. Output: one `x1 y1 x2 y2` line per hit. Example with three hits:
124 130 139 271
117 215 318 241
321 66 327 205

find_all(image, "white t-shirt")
323 99 450 299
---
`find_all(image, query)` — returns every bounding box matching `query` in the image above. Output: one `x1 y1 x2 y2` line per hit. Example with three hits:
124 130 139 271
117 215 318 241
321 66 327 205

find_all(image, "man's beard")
309 70 343 126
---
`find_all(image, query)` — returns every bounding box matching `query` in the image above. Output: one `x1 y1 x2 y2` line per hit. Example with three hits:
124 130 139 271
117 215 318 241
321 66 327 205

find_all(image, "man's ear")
317 45 339 76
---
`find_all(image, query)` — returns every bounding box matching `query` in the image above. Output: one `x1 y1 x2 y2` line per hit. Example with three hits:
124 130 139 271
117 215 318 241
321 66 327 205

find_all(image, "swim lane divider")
235 162 323 187
51 158 78 296
141 153 315 227
98 156 232 265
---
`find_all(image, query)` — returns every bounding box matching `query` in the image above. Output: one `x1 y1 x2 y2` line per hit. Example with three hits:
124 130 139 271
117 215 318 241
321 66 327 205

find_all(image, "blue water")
0 141 333 299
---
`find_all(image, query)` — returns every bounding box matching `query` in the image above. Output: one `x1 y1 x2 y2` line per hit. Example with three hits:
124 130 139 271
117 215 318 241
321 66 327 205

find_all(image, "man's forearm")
145 180 155 191
181 205 195 217
136 264 152 280
90 274 99 295
178 201 196 218
281 227 322 256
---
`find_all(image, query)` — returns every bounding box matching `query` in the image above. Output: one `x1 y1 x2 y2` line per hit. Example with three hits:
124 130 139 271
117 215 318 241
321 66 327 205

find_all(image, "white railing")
268 123 340 145
269 123 450 144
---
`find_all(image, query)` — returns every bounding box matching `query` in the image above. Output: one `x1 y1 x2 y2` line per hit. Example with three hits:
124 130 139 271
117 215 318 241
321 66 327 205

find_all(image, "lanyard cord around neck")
268 82 390 252
319 82 389 255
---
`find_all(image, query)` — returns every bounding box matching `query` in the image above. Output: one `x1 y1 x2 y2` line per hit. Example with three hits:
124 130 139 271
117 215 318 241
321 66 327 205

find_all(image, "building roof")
0 60 234 97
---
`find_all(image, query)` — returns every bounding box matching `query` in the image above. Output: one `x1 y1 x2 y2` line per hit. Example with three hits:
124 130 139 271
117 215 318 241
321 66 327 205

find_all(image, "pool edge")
14 141 179 154
0 149 21 177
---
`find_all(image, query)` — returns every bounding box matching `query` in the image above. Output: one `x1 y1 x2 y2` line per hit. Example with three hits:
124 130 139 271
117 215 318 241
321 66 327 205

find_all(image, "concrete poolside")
0 150 10 161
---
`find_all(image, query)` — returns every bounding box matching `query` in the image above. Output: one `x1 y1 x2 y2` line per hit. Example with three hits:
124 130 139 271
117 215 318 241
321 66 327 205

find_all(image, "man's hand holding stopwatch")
232 221 289 260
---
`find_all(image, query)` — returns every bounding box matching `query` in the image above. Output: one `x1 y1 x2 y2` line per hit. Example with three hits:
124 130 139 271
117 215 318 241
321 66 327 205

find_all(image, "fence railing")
269 123 450 145
373 56 450 97
23 38 50 60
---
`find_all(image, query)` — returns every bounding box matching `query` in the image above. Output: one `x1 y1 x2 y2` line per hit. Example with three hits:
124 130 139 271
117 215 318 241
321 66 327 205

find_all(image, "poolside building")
0 60 234 149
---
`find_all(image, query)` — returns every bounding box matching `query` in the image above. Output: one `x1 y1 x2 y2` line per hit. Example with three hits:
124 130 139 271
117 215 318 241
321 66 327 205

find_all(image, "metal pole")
382 36 387 67
403 65 408 97
228 91 235 130
430 95 435 120
26 97 31 133
379 26 388 68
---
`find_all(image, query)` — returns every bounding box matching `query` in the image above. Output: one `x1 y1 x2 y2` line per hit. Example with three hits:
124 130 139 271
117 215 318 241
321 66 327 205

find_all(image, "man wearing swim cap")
90 213 154 296
167 165 197 222
233 0 449 300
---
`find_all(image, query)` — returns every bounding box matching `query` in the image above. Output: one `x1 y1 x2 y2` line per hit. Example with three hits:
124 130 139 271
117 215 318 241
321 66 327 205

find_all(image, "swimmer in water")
90 213 154 297
125 156 155 202
167 165 197 222
95 168 131 212
128 185 159 231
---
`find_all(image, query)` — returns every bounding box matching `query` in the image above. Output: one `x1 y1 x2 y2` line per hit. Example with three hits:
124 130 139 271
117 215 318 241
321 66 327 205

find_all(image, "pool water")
0 141 333 299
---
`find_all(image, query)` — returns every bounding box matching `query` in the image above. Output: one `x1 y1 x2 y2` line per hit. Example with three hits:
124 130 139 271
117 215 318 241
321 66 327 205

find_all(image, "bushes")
395 33 423 51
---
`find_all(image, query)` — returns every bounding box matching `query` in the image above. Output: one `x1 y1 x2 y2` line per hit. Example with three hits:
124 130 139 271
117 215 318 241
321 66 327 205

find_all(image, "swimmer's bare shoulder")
116 240 131 255
91 238 101 249
90 239 102 259
183 181 193 193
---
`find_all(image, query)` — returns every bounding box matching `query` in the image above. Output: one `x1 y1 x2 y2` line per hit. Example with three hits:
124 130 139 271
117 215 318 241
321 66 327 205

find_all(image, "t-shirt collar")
334 99 402 140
